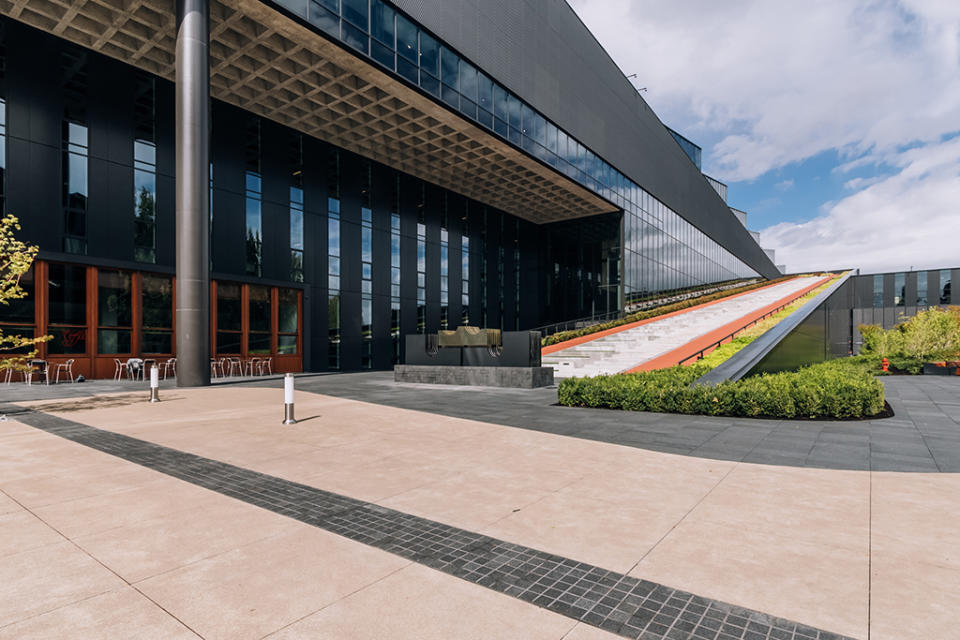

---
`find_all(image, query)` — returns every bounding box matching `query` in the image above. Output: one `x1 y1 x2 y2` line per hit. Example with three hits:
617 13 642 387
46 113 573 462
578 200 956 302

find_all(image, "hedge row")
557 359 885 419
542 275 798 347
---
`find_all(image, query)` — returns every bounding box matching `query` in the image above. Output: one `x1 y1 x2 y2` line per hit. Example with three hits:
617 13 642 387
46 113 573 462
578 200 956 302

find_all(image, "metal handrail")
534 278 760 339
673 300 797 367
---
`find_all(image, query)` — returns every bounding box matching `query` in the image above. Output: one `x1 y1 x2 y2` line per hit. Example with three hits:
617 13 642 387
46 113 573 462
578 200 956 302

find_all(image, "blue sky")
568 0 960 274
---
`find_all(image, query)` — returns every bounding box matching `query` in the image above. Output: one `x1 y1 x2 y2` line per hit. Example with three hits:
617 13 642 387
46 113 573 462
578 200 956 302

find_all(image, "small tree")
0 215 51 372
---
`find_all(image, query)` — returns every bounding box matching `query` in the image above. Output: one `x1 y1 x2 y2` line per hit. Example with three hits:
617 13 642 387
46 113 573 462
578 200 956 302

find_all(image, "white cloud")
569 0 960 273
568 0 960 182
759 136 960 273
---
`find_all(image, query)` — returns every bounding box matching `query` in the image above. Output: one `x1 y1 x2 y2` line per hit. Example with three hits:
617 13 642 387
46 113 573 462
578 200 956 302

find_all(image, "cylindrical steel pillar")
175 0 211 387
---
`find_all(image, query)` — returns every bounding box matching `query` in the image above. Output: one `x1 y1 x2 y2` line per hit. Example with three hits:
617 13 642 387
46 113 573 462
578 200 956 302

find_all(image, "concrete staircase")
543 277 821 378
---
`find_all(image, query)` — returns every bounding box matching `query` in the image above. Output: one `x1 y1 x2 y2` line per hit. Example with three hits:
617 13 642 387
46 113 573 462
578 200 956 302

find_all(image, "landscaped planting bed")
558 359 886 419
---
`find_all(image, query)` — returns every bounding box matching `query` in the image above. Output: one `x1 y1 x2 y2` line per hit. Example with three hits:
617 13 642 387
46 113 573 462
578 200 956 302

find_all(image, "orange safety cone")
881 357 889 372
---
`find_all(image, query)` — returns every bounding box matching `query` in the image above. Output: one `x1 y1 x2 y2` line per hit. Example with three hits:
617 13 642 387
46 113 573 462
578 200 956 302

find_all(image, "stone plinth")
393 365 554 388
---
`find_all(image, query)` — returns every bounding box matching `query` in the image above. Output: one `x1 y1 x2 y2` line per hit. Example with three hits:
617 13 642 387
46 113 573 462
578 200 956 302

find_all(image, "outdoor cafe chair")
52 359 75 384
24 360 48 385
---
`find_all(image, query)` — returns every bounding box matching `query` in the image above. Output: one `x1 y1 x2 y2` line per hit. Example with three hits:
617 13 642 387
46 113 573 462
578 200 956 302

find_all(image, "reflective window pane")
217 283 242 331
249 285 271 333
493 85 508 122
418 31 439 76
48 263 86 326
440 46 458 89
278 334 298 355
98 270 132 328
97 329 131 354
477 73 493 111
370 0 394 45
341 0 368 29
341 20 368 53
279 289 299 333
459 61 477 102
396 14 417 62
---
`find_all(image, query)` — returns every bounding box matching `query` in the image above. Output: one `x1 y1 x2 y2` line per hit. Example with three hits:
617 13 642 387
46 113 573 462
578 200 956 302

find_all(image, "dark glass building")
0 0 778 378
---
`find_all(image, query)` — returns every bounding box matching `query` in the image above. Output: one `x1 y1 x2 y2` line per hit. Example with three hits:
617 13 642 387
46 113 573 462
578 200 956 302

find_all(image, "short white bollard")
283 373 297 424
149 365 160 403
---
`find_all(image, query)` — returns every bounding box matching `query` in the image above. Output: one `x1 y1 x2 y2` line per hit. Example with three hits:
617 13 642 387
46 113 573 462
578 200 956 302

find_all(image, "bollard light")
283 372 296 424
149 365 160 403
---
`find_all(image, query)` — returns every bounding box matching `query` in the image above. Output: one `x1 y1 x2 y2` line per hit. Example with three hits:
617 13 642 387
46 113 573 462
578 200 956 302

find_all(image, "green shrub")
859 307 960 360
557 359 886 419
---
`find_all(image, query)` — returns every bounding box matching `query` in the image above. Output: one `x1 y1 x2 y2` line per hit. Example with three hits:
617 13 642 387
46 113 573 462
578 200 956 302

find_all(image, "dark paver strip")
2 402 854 640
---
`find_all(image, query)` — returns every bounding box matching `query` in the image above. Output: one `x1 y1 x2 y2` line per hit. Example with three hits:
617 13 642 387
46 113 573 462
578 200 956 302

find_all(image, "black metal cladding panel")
390 0 778 279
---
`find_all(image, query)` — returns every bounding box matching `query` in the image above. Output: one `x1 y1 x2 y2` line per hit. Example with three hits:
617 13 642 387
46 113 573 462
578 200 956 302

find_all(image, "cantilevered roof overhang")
0 0 616 224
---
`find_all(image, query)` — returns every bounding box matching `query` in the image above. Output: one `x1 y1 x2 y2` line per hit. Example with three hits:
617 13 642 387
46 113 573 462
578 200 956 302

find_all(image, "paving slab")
136 525 411 640
4 377 960 638
266 563 581 640
4 399 863 639
0 588 199 640
0 541 126 628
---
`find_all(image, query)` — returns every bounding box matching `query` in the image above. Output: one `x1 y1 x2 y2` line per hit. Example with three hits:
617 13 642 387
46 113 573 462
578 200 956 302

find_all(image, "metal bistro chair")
113 358 124 381
52 359 76 384
141 358 157 381
245 357 261 377
24 360 49 386
125 358 144 381
227 357 242 377
2 365 14 384
210 358 223 379
261 357 273 376
162 357 177 380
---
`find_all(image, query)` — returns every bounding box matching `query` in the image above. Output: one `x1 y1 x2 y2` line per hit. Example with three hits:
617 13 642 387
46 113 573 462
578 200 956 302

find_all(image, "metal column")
175 0 211 387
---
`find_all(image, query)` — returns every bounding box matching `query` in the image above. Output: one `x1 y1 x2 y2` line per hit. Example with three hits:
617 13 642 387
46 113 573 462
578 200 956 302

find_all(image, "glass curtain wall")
895 272 905 307
390 175 401 361
327 149 341 369
48 263 87 354
245 118 262 277
141 274 173 354
133 73 157 264
440 196 449 329
61 47 88 255
271 0 761 307
97 270 132 354
514 219 520 329
416 183 426 333
289 133 304 282
461 205 469 326
360 162 373 368
216 283 242 354
0 98 6 214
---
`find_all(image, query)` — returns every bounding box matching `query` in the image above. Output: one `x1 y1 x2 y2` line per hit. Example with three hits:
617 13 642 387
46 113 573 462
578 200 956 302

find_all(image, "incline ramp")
543 277 825 379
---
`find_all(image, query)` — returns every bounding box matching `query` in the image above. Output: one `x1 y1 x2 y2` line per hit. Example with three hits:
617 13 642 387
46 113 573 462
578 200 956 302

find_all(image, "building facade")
0 0 778 378
747 268 957 375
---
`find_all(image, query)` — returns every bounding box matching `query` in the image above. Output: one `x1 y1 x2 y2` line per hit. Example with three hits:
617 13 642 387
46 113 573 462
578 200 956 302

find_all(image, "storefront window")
97 269 132 353
216 282 242 354
278 288 299 355
48 263 87 353
142 274 173 353
248 285 271 355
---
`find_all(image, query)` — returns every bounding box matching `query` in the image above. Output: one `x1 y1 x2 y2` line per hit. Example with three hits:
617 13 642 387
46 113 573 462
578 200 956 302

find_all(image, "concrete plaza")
1 375 959 639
